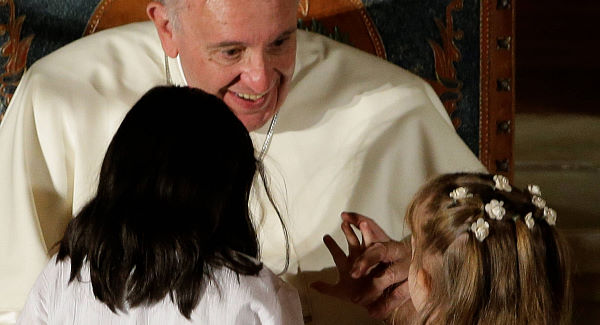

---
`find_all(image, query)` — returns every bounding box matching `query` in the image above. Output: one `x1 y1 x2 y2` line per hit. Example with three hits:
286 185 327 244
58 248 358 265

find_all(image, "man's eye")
272 37 289 47
222 48 242 58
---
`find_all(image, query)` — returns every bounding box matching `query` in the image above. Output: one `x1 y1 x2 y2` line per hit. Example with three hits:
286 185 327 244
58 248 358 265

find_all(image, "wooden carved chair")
0 0 515 177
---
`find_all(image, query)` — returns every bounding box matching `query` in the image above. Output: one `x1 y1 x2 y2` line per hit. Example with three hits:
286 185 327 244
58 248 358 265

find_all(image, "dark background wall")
515 1 600 323
516 0 600 116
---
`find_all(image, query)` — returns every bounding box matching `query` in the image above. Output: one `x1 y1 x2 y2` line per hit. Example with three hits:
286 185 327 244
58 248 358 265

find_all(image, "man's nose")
240 52 272 93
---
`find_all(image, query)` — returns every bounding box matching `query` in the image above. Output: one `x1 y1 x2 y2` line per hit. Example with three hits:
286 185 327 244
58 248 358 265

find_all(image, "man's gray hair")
159 0 299 29
156 0 182 29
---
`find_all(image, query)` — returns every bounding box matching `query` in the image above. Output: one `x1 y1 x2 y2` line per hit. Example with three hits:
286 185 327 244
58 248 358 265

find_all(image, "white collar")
176 54 188 86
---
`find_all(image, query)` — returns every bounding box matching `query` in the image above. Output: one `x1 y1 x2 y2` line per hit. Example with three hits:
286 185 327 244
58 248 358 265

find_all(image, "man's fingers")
341 221 360 251
341 211 391 244
351 242 387 278
352 213 391 245
359 220 390 246
340 211 364 225
323 235 348 269
353 260 409 306
351 241 410 278
371 258 410 294
367 283 412 320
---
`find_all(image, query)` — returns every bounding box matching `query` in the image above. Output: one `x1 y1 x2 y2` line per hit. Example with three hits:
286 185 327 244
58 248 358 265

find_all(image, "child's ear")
410 266 432 312
417 269 432 296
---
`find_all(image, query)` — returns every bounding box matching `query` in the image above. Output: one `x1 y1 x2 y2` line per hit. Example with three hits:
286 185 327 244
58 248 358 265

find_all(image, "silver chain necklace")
257 112 278 161
165 55 278 161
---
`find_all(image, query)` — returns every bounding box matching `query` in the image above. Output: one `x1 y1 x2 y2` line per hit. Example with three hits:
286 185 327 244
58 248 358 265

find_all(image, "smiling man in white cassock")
0 0 485 323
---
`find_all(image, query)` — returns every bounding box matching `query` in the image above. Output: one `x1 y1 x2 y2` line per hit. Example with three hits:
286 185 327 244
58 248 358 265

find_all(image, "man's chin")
237 112 274 132
223 93 279 131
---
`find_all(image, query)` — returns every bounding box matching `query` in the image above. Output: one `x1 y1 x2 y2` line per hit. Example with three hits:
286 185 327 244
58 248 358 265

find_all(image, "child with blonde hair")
316 173 572 325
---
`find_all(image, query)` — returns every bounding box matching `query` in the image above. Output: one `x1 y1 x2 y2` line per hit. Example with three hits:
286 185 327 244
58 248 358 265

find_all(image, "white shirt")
17 256 303 325
0 22 486 324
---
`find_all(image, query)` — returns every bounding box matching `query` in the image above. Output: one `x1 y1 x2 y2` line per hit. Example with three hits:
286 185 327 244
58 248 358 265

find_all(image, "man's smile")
232 90 268 101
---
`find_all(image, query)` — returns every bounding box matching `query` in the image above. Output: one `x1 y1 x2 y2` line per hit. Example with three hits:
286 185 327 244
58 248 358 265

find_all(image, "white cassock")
0 22 485 324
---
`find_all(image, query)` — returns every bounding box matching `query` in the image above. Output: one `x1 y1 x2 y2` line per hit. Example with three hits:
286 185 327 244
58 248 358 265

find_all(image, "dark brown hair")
57 86 288 319
406 173 572 325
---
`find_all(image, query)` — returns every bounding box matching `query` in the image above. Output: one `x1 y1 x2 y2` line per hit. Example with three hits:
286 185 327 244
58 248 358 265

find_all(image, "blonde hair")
406 173 572 325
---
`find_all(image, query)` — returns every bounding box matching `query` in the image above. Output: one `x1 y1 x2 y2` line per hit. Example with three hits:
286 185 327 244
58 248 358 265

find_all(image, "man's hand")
311 212 416 323
310 221 372 302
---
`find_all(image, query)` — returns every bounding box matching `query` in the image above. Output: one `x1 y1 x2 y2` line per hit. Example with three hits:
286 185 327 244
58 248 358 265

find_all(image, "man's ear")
147 1 179 58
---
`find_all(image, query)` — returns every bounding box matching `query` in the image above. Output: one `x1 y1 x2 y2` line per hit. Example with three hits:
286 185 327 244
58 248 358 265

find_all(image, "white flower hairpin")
527 184 542 196
524 212 535 229
544 207 557 226
493 175 512 192
471 218 490 242
531 196 546 209
485 199 505 220
449 187 473 200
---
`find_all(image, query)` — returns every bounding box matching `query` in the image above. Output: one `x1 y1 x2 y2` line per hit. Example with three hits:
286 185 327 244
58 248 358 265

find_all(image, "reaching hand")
310 221 372 302
340 211 391 246
311 212 416 323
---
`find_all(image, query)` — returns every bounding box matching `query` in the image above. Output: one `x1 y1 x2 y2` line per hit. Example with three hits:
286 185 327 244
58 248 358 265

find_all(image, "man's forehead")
185 0 298 41
198 0 297 11
202 0 297 18
205 28 296 50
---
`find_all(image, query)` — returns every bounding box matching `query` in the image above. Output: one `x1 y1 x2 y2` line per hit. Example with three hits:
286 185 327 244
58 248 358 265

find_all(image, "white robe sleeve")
0 69 65 323
0 22 165 322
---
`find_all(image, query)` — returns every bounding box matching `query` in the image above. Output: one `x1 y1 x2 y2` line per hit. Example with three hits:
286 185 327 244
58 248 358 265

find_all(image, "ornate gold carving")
298 0 310 17
297 0 351 45
427 0 464 129
294 0 386 59
0 0 34 121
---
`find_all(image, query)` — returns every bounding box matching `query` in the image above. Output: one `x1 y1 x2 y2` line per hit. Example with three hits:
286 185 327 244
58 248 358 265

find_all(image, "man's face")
170 0 297 131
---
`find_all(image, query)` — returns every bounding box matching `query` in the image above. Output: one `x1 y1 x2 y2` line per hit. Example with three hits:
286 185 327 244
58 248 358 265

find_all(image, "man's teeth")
236 92 265 101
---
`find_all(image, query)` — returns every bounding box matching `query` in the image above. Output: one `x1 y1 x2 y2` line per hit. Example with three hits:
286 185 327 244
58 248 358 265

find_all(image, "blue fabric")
0 0 96 113
16 0 98 66
363 0 480 155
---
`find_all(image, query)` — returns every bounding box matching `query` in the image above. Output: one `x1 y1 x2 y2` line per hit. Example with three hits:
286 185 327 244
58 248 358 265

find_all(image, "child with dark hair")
316 173 572 325
17 86 302 324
